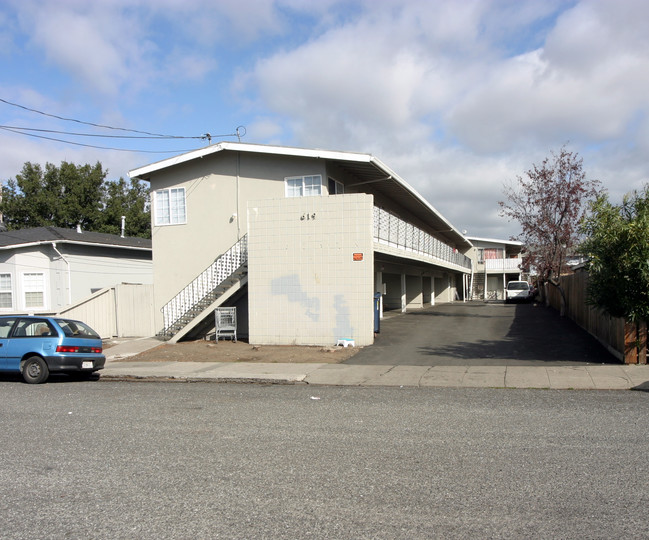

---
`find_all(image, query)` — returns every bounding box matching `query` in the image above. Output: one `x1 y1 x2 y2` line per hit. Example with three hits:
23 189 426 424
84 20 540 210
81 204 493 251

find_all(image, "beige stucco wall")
148 151 329 330
247 194 374 346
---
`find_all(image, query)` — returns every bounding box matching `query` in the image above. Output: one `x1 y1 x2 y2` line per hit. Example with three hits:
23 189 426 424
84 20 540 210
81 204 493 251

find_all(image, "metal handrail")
373 207 472 270
161 235 248 334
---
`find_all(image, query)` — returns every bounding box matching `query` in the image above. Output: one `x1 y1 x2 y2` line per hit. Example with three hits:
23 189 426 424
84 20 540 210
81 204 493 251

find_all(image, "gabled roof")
129 141 472 250
0 227 152 252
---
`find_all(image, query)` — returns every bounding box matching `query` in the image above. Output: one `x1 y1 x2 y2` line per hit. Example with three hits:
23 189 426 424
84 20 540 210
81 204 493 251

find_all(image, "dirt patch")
116 339 360 364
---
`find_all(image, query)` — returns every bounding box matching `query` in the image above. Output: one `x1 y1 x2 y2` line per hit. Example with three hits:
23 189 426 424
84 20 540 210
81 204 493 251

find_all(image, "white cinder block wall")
247 194 374 346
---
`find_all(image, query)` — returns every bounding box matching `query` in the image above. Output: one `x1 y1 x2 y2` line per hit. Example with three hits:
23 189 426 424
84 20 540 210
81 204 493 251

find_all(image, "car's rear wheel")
22 356 49 384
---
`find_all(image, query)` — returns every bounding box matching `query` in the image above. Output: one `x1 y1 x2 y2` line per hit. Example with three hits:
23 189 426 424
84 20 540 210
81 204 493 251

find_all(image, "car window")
55 319 100 339
0 318 17 338
12 319 57 338
507 282 529 290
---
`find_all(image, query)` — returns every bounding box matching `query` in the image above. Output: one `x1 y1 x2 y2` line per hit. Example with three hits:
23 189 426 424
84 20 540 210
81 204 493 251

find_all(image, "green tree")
581 186 649 322
1 161 150 238
100 177 151 239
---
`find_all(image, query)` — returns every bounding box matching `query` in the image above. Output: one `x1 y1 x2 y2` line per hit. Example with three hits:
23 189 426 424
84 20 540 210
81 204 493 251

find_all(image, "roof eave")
128 141 374 180
467 236 523 247
129 141 472 249
0 239 152 252
368 156 473 249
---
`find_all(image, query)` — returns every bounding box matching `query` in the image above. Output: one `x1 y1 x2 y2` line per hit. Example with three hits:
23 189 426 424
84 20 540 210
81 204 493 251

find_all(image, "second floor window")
155 187 186 226
285 175 322 197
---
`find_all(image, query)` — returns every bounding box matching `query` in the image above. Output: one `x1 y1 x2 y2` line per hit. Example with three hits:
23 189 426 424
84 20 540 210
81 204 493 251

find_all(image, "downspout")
52 243 72 306
236 151 241 240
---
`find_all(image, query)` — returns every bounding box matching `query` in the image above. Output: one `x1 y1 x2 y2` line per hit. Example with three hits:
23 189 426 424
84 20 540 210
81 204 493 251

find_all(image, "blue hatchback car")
0 316 106 384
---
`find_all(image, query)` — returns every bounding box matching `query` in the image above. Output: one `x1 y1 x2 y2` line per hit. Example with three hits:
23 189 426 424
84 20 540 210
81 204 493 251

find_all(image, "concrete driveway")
346 301 618 366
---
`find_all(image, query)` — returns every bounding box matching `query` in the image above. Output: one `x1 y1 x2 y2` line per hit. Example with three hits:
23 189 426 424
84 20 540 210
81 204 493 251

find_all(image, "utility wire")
0 97 244 152
0 126 202 154
0 97 176 137
0 125 205 140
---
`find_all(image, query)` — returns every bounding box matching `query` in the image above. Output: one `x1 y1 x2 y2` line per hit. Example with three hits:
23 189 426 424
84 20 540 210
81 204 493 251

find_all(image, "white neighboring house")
0 226 152 314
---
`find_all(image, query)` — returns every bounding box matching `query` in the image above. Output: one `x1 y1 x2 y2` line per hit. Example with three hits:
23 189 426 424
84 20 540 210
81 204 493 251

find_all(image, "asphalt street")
1 381 647 539
349 301 618 366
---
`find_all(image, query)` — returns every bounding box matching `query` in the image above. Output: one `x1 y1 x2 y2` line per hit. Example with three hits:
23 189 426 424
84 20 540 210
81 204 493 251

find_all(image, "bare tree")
499 147 602 305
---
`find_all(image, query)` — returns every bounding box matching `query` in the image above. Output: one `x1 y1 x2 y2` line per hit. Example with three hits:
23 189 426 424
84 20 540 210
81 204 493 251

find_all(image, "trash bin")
374 292 381 333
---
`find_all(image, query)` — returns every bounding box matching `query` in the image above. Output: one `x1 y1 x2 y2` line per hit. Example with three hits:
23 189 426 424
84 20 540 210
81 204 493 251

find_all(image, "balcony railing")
484 258 522 271
373 207 472 271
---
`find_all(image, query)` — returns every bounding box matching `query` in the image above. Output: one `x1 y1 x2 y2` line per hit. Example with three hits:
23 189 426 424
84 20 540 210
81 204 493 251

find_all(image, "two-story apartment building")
129 142 474 347
466 236 524 300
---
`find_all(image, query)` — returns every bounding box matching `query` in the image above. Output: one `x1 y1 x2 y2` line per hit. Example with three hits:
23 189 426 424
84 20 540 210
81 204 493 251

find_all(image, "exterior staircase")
160 236 248 341
471 272 485 300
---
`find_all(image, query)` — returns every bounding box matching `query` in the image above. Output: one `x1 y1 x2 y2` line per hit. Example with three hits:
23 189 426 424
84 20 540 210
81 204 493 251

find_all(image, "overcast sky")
1 0 648 239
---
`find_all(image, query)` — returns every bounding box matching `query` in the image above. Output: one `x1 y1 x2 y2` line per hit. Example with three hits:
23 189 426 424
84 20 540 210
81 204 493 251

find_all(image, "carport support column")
430 276 435 306
401 273 407 312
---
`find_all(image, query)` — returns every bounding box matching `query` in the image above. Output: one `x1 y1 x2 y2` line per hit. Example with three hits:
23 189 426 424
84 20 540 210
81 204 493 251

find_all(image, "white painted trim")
467 235 523 246
0 240 151 252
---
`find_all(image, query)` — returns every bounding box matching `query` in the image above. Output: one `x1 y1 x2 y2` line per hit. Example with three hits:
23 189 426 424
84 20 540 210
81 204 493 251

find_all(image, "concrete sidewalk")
102 358 649 390
102 337 649 390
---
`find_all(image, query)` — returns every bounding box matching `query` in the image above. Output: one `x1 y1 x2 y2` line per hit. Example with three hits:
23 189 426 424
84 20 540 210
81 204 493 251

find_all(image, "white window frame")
0 273 12 309
22 272 46 310
285 175 323 197
154 187 187 226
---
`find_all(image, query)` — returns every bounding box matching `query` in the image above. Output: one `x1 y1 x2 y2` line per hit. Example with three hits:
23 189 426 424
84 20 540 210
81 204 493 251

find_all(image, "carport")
374 254 468 314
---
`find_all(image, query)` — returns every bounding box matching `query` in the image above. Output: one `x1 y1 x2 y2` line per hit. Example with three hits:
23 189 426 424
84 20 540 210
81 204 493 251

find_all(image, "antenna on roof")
236 126 246 142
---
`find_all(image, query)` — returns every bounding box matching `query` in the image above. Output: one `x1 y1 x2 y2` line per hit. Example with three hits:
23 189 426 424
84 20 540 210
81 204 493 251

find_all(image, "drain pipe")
52 243 72 305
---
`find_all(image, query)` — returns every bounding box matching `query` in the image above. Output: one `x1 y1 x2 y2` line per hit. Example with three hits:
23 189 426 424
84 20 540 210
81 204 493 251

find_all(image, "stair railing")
161 235 248 336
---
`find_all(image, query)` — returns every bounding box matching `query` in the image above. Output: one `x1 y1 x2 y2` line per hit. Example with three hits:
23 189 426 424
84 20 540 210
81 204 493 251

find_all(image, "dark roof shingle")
0 227 151 250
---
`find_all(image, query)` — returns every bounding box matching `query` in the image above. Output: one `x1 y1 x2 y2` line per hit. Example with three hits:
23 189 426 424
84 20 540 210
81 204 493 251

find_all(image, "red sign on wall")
353 253 363 261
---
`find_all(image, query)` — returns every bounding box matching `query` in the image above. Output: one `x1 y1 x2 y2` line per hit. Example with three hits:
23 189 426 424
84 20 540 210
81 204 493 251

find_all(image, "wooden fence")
545 270 646 364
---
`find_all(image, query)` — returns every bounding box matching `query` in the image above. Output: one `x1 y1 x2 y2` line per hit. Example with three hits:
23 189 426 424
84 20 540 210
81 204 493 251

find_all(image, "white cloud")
448 0 649 153
238 0 649 237
3 0 649 239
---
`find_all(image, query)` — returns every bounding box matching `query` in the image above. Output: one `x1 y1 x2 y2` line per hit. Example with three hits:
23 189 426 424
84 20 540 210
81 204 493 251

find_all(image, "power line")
0 125 205 140
0 126 203 154
0 97 245 153
0 97 177 137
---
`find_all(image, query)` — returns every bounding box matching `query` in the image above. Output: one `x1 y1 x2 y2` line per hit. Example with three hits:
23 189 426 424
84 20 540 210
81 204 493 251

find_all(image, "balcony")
373 207 472 271
484 258 522 272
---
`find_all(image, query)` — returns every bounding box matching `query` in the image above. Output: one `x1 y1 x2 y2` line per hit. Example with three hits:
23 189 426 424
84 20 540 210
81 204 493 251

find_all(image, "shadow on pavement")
347 301 619 367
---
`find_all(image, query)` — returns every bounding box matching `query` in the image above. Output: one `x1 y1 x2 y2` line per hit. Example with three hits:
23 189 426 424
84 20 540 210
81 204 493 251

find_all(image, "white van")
505 281 532 303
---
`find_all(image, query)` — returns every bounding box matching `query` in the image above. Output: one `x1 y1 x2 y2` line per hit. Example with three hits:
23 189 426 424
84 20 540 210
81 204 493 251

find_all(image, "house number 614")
300 213 316 221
